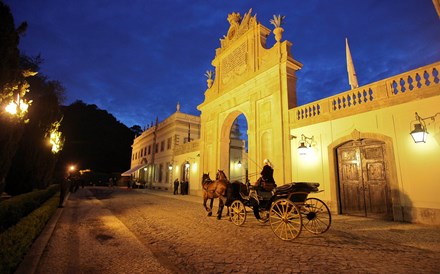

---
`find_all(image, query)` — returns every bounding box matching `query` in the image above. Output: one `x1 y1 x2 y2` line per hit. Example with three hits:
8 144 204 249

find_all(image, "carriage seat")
274 182 320 195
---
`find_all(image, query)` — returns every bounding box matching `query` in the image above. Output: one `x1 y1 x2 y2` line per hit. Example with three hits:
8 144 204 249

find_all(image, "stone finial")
205 70 214 88
270 14 285 43
176 101 180 112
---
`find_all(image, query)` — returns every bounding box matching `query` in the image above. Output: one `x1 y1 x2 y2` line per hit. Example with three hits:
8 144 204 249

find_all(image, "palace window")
158 164 163 182
167 137 172 150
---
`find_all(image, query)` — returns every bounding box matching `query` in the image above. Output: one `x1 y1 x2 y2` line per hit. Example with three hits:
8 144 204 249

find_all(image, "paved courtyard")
18 187 440 274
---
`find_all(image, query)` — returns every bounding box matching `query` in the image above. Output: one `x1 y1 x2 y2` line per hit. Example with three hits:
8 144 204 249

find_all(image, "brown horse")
201 170 230 220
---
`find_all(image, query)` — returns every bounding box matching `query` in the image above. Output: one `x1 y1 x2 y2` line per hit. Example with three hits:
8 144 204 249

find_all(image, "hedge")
0 184 59 233
0 194 59 274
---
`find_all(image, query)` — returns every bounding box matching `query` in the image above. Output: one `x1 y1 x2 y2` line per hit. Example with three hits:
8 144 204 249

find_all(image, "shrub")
0 195 58 274
0 184 58 233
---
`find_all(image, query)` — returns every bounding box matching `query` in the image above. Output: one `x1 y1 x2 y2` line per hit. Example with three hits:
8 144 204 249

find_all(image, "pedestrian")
180 181 184 195
173 179 179 195
59 178 69 208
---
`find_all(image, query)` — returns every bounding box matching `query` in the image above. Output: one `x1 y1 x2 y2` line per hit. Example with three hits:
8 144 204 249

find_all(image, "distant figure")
180 181 184 195
59 178 69 208
174 179 179 195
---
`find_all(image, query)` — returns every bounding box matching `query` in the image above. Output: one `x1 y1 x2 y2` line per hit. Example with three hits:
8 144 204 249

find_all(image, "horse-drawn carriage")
202 170 332 241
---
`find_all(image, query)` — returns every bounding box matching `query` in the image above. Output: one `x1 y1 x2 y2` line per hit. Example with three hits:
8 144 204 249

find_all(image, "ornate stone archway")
197 9 302 184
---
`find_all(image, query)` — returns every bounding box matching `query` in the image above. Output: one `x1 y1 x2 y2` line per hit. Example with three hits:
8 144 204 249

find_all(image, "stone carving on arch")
198 9 302 186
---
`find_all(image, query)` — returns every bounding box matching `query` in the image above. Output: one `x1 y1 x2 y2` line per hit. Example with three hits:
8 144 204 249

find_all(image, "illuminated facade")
126 104 201 190
127 9 440 225
197 9 440 225
126 105 247 192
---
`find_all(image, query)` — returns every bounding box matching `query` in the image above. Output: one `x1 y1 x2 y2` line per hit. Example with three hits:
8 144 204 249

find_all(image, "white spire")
433 0 440 18
346 38 359 89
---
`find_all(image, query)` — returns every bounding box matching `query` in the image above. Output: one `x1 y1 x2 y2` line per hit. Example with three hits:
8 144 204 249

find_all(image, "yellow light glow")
50 130 61 153
20 100 30 113
48 120 64 154
4 98 31 117
5 101 18 115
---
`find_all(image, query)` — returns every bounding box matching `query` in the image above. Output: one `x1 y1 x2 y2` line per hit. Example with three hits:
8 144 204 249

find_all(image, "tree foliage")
56 101 135 177
5 63 65 195
130 125 143 136
0 1 29 194
1 2 135 195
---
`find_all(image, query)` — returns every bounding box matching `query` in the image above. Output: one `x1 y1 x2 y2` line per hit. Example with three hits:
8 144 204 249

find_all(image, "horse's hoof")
207 212 212 217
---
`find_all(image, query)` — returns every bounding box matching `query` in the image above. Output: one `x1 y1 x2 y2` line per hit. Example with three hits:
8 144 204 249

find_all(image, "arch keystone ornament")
198 10 302 185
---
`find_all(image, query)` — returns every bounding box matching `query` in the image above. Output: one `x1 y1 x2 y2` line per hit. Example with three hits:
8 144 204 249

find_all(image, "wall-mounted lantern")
237 161 242 168
168 163 173 171
297 134 314 155
184 161 190 169
410 112 439 143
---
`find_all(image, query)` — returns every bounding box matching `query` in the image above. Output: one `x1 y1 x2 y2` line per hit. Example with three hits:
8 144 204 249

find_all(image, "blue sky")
5 0 440 128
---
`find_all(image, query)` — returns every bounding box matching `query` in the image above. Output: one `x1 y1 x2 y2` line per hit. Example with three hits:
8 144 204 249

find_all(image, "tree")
0 2 30 194
56 101 135 178
130 125 143 136
5 61 65 195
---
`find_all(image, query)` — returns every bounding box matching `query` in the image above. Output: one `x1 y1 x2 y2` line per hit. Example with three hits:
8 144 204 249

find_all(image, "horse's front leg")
209 198 214 216
217 196 227 220
203 194 212 216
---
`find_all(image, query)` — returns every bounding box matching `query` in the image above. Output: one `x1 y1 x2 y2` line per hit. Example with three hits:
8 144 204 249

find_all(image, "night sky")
5 0 440 128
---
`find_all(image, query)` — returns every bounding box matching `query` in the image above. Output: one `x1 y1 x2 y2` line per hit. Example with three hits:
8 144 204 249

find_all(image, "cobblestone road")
33 187 440 274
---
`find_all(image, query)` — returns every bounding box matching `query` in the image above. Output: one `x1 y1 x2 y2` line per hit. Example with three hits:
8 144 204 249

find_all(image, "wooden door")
337 140 392 219
337 143 365 216
361 144 391 218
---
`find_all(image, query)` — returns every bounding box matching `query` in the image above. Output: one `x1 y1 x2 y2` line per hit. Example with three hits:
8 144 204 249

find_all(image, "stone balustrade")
291 61 440 127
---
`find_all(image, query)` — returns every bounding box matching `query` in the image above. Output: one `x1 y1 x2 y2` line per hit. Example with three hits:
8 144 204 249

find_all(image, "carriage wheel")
301 198 332 234
230 200 246 226
257 209 269 224
269 198 302 241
